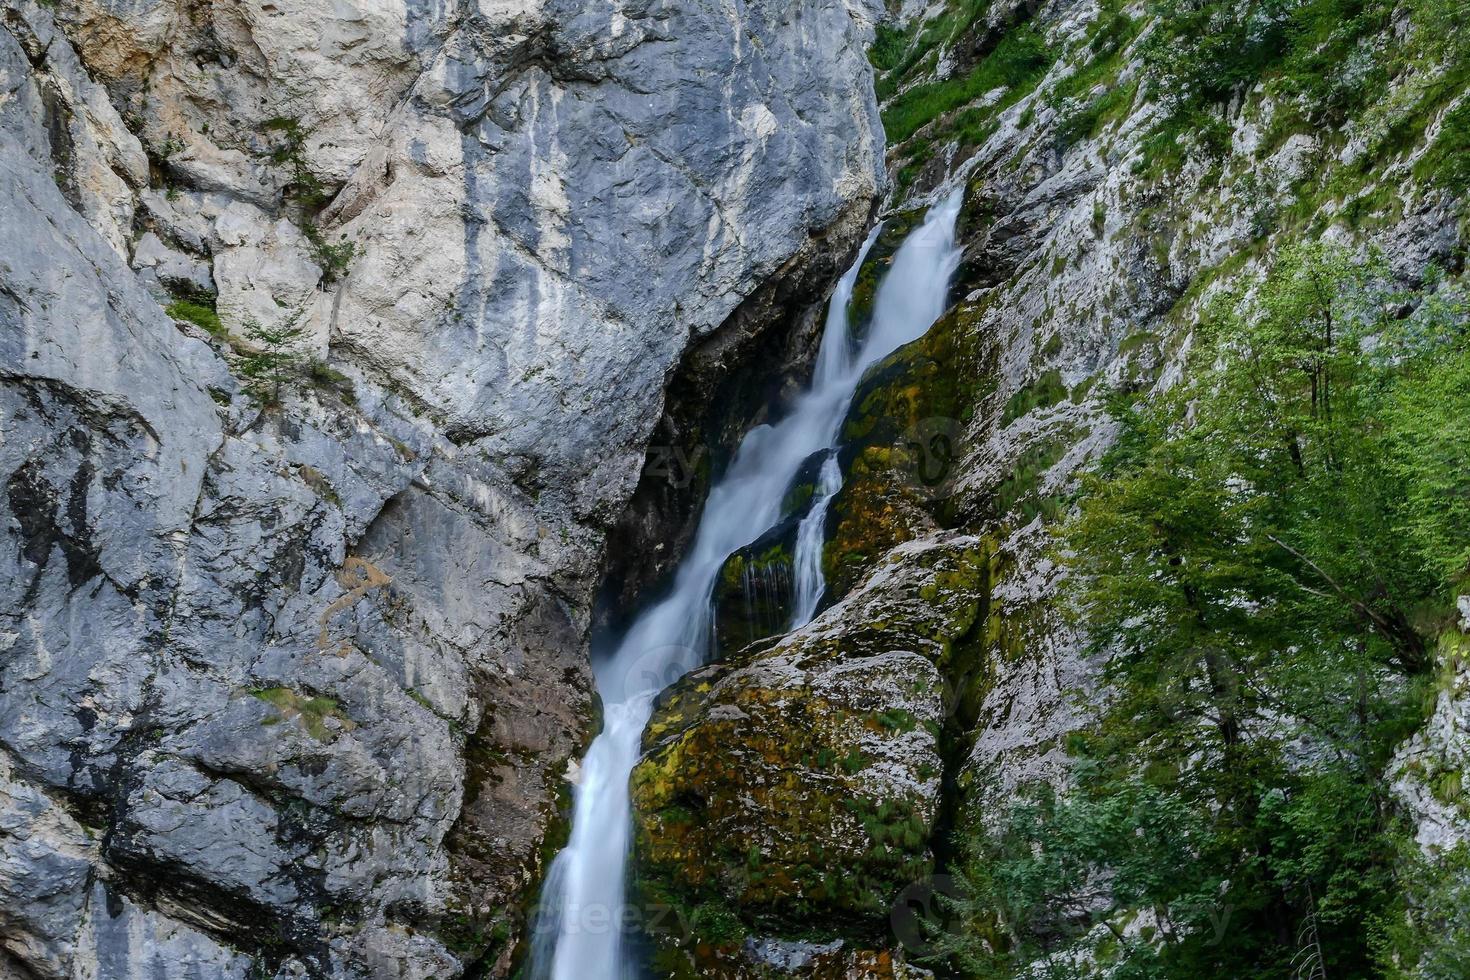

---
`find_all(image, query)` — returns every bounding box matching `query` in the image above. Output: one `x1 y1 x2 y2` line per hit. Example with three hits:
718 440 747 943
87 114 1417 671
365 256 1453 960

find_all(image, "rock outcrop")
633 535 989 949
0 0 884 974
631 0 1470 972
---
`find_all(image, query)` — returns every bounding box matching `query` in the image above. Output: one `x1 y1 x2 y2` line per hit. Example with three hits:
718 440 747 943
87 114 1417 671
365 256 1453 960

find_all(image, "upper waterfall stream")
530 189 965 979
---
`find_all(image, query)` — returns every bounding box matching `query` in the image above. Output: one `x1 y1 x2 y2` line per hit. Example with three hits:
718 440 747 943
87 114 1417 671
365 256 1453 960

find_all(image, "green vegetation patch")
165 298 225 338
927 246 1470 978
883 24 1054 146
1000 369 1068 425
252 686 353 741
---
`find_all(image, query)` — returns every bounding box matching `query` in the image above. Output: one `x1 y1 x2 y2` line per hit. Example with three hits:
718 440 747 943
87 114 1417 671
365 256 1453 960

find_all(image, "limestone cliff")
0 0 884 975
631 0 1470 974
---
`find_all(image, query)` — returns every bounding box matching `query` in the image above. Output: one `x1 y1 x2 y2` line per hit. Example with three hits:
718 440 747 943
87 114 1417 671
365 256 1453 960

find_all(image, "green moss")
883 24 1054 146
689 902 747 946
306 360 356 403
632 694 942 944
439 911 511 956
250 686 353 741
780 479 816 519
165 299 225 338
873 708 919 734
712 539 795 656
1117 330 1160 357
824 299 996 600
1001 369 1069 425
991 437 1069 523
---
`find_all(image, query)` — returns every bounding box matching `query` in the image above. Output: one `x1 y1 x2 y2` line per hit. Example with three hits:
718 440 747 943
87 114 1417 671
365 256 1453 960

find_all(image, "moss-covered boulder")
824 299 996 601
631 534 995 971
710 451 830 658
713 535 796 659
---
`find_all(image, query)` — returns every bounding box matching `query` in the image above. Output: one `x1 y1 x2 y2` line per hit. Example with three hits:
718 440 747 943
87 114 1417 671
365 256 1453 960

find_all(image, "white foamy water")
788 452 843 629
529 189 965 980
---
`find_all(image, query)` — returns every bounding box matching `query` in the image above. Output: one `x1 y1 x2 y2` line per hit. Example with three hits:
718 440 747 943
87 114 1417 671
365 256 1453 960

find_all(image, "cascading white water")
789 452 843 628
530 188 965 980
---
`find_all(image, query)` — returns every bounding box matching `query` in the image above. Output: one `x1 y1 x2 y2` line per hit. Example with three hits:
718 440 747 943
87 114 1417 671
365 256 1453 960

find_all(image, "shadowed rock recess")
6 0 1470 977
0 0 882 974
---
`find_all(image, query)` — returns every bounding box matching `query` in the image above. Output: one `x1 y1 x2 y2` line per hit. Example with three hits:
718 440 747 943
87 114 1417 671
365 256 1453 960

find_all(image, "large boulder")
631 534 994 973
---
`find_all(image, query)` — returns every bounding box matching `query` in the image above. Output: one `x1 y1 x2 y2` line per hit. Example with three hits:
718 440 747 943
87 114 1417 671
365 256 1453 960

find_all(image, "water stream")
530 188 965 980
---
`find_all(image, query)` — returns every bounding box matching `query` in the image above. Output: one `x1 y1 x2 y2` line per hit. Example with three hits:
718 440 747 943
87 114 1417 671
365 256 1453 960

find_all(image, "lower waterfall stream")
530 189 965 980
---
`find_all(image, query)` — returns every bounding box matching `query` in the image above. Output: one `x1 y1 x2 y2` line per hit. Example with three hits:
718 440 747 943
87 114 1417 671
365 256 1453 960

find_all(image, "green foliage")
935 773 1221 976
165 298 225 338
883 25 1053 146
1374 844 1470 976
1141 0 1300 111
260 117 357 283
1070 244 1455 675
872 0 995 103
1055 79 1138 148
1417 98 1470 193
261 116 329 209
934 247 1470 977
1001 369 1069 425
869 24 910 73
1050 4 1143 148
1376 272 1470 581
239 311 306 406
303 222 357 284
1136 0 1464 180
689 901 747 946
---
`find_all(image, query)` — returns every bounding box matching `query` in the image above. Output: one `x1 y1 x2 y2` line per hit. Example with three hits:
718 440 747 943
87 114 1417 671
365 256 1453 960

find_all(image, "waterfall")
789 452 842 628
529 188 965 980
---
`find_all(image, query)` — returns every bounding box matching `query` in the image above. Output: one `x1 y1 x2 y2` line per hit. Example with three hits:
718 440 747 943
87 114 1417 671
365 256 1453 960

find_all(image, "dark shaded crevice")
0 946 43 980
592 198 879 646
98 735 342 976
918 564 994 980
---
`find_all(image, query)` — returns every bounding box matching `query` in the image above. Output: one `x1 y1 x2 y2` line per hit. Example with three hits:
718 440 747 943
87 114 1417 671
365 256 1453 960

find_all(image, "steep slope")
632 0 1470 974
0 0 885 976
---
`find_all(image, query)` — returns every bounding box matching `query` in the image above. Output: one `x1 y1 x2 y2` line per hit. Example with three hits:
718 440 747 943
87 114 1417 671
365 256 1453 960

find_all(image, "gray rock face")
0 0 884 974
623 0 1469 969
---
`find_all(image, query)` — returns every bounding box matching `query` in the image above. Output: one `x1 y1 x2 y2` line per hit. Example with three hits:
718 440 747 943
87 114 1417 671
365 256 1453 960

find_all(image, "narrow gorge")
2 0 1469 979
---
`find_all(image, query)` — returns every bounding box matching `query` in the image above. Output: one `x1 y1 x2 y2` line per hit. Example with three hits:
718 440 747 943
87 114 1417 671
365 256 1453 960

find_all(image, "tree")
239 310 306 406
932 246 1469 978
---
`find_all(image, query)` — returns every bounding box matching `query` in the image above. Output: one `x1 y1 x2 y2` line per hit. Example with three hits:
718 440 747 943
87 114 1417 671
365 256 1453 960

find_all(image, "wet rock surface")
632 535 990 969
